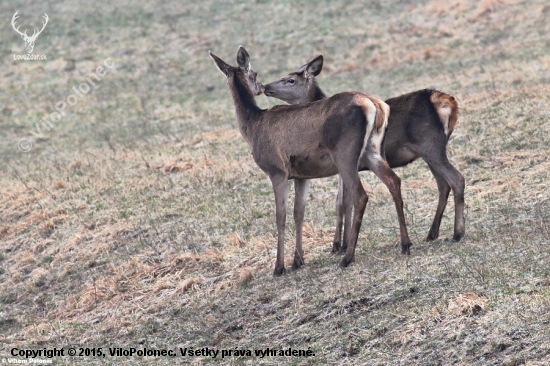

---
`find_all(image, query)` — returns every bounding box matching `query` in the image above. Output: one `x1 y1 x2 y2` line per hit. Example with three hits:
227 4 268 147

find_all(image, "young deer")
209 47 402 275
263 56 465 252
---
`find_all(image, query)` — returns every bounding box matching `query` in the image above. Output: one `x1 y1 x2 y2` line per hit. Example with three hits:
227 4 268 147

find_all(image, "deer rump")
379 89 459 169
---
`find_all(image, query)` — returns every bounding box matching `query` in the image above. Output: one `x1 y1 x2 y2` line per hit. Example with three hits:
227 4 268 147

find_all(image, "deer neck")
309 80 326 102
228 74 262 142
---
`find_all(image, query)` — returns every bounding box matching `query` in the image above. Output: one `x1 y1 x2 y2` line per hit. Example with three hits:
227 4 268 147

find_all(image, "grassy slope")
1 0 549 364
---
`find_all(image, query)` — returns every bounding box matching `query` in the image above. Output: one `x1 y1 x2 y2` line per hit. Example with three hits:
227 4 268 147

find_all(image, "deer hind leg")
423 154 465 242
339 173 368 268
447 163 465 242
452 174 466 242
332 175 345 253
341 185 352 255
332 175 352 255
292 178 310 270
368 155 412 255
270 174 289 276
426 165 451 242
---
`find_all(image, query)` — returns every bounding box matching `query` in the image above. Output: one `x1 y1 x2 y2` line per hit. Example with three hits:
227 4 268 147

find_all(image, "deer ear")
297 62 308 75
237 46 251 71
304 55 323 79
209 51 231 77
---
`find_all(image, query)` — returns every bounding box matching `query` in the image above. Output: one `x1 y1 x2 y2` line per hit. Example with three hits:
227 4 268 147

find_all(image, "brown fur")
210 47 392 275
264 56 465 247
264 56 413 254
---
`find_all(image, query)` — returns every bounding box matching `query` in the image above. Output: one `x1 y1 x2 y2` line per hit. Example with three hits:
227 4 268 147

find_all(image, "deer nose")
263 85 273 96
257 83 265 95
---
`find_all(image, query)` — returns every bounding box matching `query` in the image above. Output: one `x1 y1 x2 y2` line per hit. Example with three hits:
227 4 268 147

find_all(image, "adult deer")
209 47 407 275
11 11 49 54
263 55 465 253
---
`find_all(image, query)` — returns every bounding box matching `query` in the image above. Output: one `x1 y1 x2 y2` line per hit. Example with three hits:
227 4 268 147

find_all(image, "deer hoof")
339 256 353 268
273 266 286 277
426 229 439 242
291 259 304 270
452 232 464 242
401 243 412 255
331 242 341 253
337 244 348 255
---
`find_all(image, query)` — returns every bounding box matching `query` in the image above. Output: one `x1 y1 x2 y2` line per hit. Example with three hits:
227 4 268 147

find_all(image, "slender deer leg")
333 175 351 255
332 175 345 253
422 154 465 242
292 178 310 269
426 164 451 242
452 181 466 242
368 157 412 255
341 174 368 267
338 178 352 255
447 164 465 242
270 174 289 276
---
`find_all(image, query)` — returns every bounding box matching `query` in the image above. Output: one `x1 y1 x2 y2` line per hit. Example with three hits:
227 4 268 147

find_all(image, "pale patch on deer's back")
430 91 459 137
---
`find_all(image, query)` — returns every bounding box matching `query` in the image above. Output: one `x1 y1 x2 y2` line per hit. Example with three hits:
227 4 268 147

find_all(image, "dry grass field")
1 0 549 364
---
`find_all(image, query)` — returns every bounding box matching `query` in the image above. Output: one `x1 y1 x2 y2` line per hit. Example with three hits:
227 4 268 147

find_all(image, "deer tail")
373 98 389 134
430 91 459 139
357 95 389 160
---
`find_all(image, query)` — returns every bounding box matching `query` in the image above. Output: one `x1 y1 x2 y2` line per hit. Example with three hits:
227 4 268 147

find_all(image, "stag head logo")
12 11 49 54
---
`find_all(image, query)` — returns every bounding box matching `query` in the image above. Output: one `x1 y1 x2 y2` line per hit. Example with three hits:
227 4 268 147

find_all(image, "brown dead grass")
446 293 489 316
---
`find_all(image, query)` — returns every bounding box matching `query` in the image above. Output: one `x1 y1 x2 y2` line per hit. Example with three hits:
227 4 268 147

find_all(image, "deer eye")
286 79 295 84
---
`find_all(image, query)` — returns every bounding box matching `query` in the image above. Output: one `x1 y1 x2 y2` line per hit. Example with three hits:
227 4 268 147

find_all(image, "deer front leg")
292 178 310 269
270 174 289 276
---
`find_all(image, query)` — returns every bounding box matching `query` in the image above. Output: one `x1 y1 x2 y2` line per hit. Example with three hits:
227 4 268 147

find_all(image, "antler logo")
12 11 49 54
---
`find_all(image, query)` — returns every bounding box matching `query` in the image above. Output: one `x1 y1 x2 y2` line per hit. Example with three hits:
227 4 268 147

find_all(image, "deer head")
263 55 324 104
12 11 49 54
209 46 264 96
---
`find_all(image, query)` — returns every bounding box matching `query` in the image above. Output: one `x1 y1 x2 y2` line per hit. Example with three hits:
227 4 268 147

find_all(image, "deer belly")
287 153 338 179
386 146 419 168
